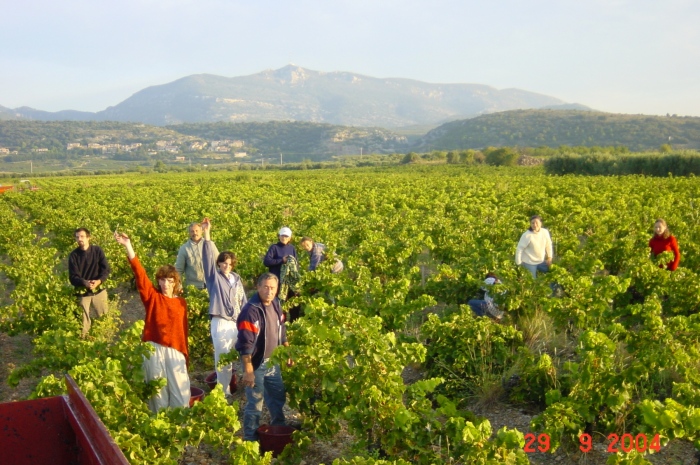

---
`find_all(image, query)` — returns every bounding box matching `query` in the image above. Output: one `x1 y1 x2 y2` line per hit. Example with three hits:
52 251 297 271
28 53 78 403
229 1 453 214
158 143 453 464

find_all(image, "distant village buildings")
69 142 142 152
211 140 244 150
25 138 246 157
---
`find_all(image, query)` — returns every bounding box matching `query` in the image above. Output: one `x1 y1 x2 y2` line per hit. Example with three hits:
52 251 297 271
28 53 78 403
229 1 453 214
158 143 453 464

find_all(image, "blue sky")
1 0 698 116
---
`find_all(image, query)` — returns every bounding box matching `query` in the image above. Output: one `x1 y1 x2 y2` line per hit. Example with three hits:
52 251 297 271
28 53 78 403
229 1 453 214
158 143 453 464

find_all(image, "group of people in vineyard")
69 221 339 442
468 215 681 319
67 214 678 439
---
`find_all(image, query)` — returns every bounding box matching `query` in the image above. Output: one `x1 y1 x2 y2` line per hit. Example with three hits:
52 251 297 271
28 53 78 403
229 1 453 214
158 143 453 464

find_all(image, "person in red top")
115 231 191 412
649 218 680 271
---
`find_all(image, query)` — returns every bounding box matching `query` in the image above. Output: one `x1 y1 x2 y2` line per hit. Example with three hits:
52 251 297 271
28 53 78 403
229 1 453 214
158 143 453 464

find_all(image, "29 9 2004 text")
523 433 661 454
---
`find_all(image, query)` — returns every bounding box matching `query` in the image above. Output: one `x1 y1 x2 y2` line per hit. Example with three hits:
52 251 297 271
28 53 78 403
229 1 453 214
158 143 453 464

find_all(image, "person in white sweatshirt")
515 215 553 278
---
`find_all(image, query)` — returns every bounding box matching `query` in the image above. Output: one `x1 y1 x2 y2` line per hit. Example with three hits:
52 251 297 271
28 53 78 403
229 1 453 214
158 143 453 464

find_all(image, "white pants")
210 317 238 396
142 342 190 412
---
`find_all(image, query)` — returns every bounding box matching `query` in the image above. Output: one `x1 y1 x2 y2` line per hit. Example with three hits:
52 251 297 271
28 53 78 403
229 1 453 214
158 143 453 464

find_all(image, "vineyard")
1 165 700 464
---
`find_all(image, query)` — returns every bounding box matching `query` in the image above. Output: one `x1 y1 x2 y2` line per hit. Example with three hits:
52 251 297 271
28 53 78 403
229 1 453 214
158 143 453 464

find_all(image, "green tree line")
544 151 700 176
419 110 700 151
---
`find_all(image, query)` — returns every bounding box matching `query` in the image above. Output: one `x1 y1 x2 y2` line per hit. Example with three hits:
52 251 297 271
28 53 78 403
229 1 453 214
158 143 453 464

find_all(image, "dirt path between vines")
0 332 36 403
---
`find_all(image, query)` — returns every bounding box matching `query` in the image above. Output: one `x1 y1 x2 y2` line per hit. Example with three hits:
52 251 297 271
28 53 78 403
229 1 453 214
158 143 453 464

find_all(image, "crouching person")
236 272 291 441
115 232 190 412
299 236 344 273
468 273 505 321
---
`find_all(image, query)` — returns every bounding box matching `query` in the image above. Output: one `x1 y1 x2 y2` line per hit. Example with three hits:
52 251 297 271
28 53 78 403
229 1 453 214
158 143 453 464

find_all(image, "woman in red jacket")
649 218 680 271
115 232 191 412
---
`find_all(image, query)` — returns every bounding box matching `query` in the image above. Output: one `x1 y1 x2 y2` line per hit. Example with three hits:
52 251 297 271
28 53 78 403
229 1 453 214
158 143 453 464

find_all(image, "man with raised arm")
175 222 218 290
236 272 291 441
69 227 110 337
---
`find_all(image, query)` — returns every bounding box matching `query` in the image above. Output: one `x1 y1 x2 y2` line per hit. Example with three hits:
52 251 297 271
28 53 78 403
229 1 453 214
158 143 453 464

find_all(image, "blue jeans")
468 299 488 317
522 262 550 278
243 360 286 441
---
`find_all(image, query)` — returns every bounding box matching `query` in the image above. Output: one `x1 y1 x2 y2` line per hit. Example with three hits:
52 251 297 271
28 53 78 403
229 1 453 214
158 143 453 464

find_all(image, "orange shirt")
130 257 189 362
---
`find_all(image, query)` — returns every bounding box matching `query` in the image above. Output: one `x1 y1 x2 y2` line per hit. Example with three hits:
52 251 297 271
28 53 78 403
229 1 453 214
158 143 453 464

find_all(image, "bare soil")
0 332 36 403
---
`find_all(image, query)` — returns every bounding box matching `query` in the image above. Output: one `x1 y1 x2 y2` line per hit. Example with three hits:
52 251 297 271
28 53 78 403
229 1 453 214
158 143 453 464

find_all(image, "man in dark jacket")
69 227 110 337
236 272 290 441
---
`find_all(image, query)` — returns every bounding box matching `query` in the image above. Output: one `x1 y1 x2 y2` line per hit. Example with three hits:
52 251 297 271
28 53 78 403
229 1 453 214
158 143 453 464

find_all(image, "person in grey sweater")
201 217 247 396
175 222 219 290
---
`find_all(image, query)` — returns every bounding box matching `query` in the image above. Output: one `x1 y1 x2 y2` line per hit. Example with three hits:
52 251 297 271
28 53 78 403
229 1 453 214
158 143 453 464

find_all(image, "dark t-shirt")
264 303 279 359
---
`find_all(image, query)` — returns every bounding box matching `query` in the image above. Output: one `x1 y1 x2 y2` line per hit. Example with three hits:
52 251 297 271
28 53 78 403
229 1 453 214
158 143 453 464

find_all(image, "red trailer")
0 375 129 465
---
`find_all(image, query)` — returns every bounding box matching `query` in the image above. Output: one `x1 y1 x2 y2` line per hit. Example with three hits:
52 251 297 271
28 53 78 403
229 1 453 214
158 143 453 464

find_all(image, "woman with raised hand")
649 218 680 271
515 215 553 278
201 217 247 397
114 231 190 412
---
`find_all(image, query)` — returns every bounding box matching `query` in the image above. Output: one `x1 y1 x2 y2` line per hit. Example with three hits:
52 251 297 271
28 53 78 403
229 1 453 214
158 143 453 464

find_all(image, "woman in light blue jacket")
201 218 247 396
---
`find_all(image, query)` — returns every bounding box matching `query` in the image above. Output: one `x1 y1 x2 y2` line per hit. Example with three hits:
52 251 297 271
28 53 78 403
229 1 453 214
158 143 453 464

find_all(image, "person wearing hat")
263 227 300 320
263 227 298 281
467 273 504 321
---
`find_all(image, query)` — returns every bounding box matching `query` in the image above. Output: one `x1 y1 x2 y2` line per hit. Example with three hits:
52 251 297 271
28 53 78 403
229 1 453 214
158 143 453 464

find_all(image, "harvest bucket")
257 424 295 457
189 387 205 407
205 371 238 393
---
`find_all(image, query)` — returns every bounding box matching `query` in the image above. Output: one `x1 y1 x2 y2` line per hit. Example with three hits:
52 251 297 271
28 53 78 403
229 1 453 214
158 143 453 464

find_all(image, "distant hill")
1 65 582 127
169 121 407 159
0 120 408 163
416 110 700 151
0 105 16 120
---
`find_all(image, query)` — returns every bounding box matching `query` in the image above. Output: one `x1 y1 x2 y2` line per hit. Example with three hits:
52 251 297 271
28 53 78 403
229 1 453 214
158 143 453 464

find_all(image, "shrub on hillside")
401 152 420 164
484 147 520 166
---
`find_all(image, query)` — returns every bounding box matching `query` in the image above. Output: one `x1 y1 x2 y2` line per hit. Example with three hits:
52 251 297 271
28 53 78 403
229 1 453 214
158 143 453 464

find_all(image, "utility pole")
280 153 283 165
360 148 362 160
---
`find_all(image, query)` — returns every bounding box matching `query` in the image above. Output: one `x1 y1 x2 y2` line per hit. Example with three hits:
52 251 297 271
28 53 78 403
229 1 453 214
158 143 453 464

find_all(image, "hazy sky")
1 0 698 116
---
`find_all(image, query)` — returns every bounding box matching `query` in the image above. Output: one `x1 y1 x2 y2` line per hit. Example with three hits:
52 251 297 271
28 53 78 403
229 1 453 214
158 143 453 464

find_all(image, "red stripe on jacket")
238 320 259 334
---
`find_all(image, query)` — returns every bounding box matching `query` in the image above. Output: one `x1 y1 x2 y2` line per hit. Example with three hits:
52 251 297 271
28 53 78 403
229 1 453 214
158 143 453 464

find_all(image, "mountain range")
0 65 589 128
